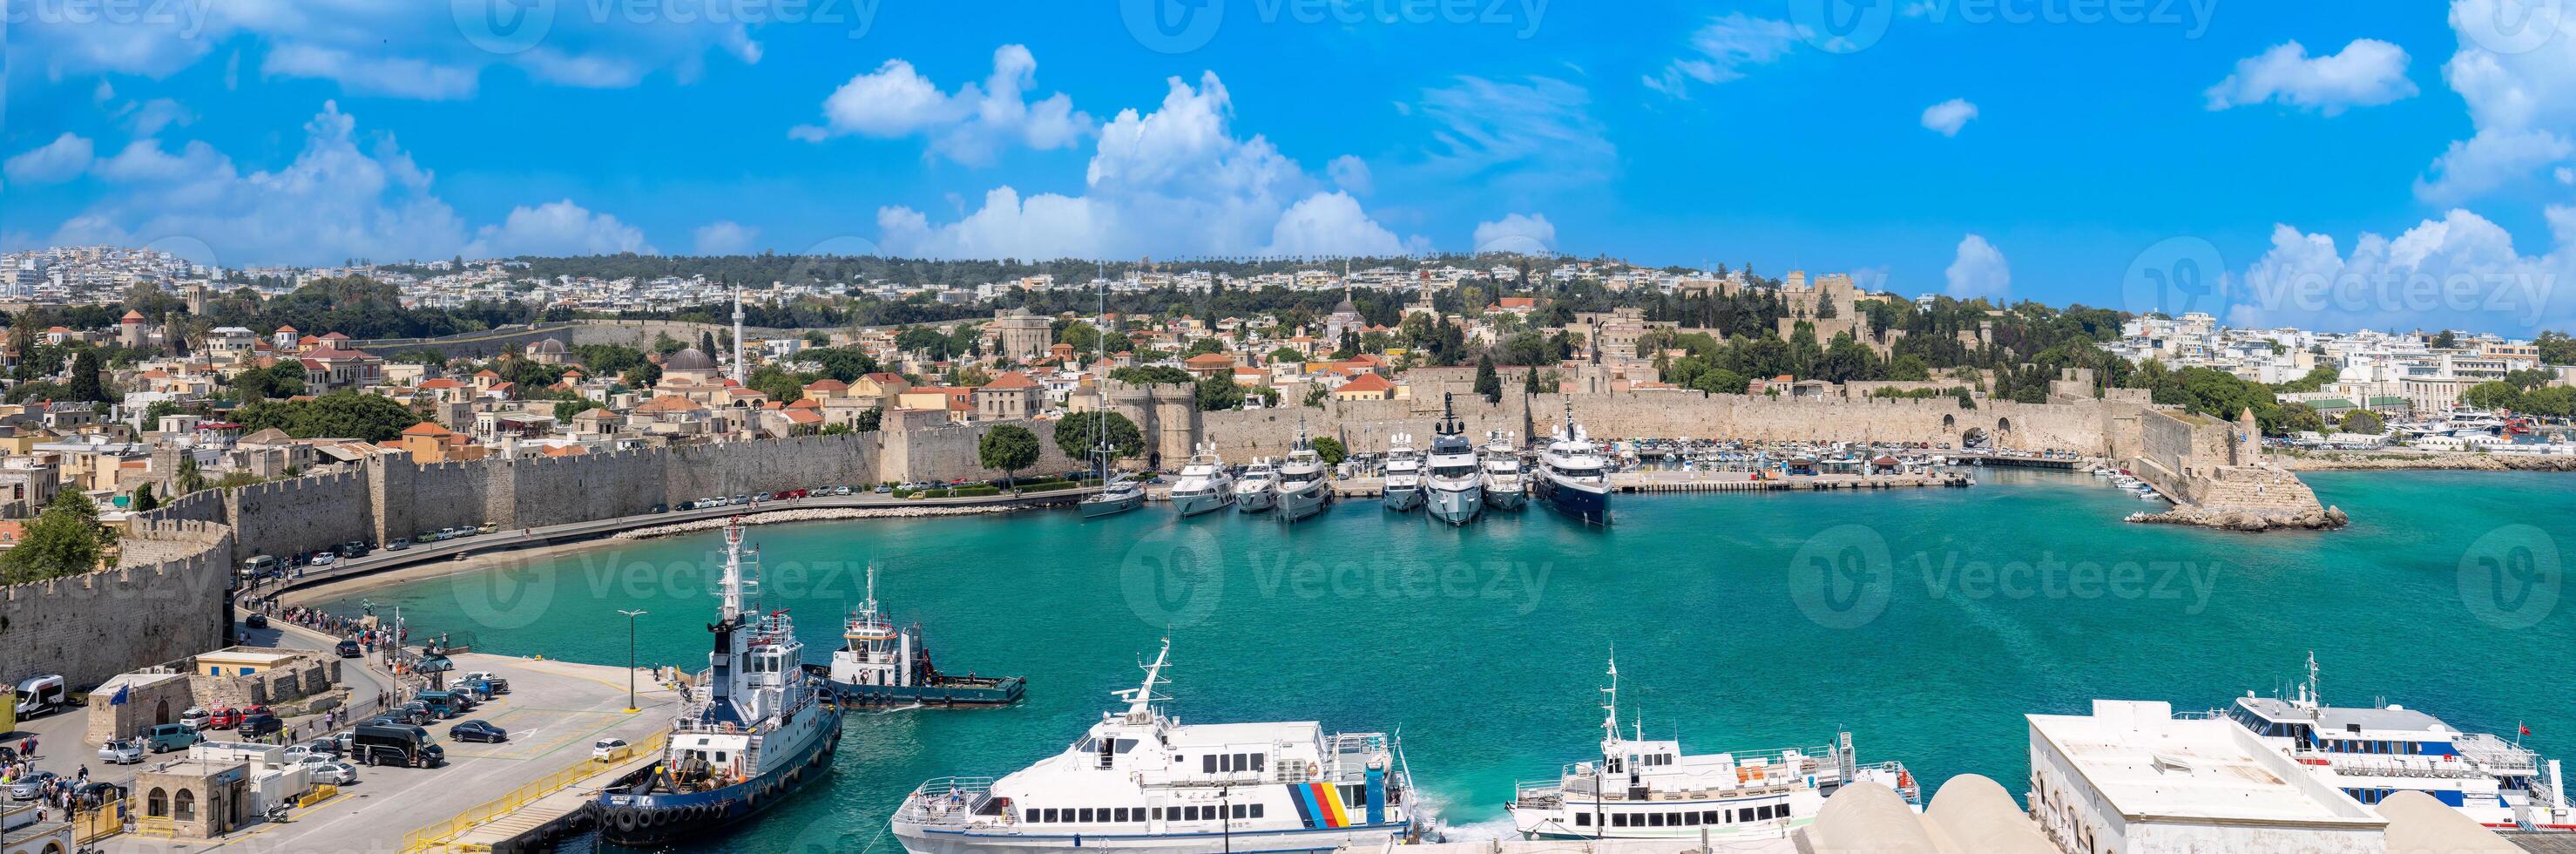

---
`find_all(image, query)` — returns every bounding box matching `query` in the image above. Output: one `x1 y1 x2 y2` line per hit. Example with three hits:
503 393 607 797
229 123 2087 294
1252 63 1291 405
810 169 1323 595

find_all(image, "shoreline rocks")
2281 453 2576 472
2126 505 2350 532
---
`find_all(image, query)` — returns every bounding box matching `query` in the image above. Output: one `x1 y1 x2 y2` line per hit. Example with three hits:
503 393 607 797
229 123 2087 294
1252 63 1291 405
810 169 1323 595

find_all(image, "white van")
239 554 281 583
12 674 67 718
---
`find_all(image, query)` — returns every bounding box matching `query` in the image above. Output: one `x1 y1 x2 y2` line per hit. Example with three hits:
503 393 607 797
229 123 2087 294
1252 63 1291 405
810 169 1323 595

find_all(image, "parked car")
398 701 434 724
310 551 337 566
732 493 749 505
146 723 201 753
652 504 670 513
457 671 510 694
296 737 341 759
5 771 58 801
449 720 508 743
303 758 359 786
239 712 283 738
179 707 213 731
387 538 410 551
477 522 499 534
97 739 145 764
245 613 269 630
835 485 855 496
205 706 241 730
336 639 363 658
873 485 893 494
592 737 631 762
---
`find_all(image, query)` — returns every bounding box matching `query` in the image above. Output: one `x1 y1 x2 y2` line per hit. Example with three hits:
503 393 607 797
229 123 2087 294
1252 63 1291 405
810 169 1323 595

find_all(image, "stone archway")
155 698 172 726
1941 413 1957 431
147 788 168 818
1994 417 2014 448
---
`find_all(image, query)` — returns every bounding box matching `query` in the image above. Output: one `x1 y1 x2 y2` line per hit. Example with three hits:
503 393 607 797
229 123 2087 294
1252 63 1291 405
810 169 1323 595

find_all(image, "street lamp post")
619 608 648 713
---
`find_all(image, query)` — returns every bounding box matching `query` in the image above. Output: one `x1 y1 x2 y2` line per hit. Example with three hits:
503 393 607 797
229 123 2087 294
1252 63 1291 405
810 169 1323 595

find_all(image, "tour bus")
12 674 66 718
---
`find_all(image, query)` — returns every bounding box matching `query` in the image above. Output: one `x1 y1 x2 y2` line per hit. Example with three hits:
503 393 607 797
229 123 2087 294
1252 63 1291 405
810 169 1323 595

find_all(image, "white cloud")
91 80 114 104
1328 155 1374 196
1645 13 1804 97
1471 213 1557 254
118 98 195 136
693 220 761 255
2226 209 2576 333
463 200 652 258
1265 193 1406 258
5 133 95 185
262 43 480 100
1944 234 2011 299
878 71 1402 261
2418 1 2576 201
1415 75 1615 193
794 45 1092 166
2204 39 2417 115
2560 166 2576 185
1921 98 1978 137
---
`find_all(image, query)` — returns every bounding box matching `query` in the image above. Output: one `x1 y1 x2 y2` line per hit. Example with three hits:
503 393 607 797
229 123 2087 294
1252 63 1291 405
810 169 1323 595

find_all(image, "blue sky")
9 1 2576 333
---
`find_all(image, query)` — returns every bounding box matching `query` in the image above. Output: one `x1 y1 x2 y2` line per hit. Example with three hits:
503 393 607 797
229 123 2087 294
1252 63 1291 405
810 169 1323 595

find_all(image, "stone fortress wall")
0 502 235 690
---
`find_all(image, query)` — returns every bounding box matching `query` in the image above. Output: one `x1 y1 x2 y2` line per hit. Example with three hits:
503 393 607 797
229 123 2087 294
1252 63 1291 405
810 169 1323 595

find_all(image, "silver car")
98 739 145 765
5 771 57 800
300 755 359 785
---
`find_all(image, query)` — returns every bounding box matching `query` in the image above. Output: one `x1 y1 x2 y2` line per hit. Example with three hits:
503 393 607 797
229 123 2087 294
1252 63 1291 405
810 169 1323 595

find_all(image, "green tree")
2340 410 2386 435
1473 354 1501 403
852 408 884 433
235 392 423 441
0 492 105 583
1054 411 1145 462
177 455 207 495
1309 435 1348 466
977 424 1043 487
821 422 855 436
1268 347 1305 364
553 398 606 423
1194 375 1244 411
1108 365 1193 385
1524 369 1540 395
2464 381 2523 412
130 484 160 512
143 399 184 425
67 349 106 402
2276 403 2326 436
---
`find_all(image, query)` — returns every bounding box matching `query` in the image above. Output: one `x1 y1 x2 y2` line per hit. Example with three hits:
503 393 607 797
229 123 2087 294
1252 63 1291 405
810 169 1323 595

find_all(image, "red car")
206 707 242 730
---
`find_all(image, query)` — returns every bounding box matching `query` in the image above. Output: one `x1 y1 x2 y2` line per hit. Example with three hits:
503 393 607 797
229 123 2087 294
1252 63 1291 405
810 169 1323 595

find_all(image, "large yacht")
1423 394 1482 525
1481 430 1526 511
2214 654 2574 830
1234 458 1277 513
1506 657 1917 841
590 518 845 846
816 567 1024 707
1381 433 1424 513
890 642 1421 854
1168 443 1235 518
1535 401 1612 525
1274 419 1333 523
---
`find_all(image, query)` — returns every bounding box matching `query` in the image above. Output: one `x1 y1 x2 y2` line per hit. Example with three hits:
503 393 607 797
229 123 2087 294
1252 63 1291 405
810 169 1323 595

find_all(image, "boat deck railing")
2454 733 2541 773
2293 751 2498 780
896 777 997 825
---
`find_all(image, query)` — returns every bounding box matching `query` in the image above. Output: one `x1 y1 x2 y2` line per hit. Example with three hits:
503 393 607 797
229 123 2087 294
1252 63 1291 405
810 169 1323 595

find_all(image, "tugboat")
814 567 1025 707
1234 458 1278 513
1424 394 1483 525
1382 433 1425 513
1481 430 1527 511
1168 443 1236 518
1536 400 1612 525
1275 417 1334 523
1506 656 1917 840
590 518 844 847
890 640 1422 854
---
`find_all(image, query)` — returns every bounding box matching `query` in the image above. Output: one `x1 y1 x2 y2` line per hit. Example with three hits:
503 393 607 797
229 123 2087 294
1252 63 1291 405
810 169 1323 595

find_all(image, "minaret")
730 280 747 386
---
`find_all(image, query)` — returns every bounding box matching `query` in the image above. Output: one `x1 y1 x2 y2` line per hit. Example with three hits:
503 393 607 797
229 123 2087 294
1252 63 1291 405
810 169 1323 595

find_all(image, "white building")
2028 700 2387 854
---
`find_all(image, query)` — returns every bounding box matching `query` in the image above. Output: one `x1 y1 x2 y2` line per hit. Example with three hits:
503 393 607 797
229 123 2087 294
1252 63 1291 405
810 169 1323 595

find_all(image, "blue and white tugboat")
814 567 1025 707
1535 400 1612 525
1424 394 1484 525
591 518 845 847
891 640 1423 854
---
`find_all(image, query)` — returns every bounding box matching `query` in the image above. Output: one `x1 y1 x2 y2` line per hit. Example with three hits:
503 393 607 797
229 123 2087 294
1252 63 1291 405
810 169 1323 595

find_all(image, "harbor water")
320 469 2576 852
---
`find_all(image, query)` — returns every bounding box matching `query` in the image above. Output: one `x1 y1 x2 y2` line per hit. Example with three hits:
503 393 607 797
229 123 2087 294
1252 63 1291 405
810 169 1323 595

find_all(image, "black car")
335 639 362 658
448 720 508 742
245 613 269 629
337 541 372 558
238 712 283 738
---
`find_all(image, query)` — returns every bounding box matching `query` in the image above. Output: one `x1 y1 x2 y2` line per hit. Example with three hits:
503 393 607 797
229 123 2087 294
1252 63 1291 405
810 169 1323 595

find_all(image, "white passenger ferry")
2214 654 2575 830
1507 658 1917 840
891 642 1421 854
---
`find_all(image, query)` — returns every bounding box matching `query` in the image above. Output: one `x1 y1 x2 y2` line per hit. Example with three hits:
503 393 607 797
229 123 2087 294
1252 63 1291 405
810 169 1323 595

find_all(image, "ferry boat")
815 567 1025 707
1424 394 1483 525
1168 444 1235 518
1275 419 1333 523
889 641 1421 854
1234 458 1277 513
1535 401 1612 525
1382 434 1425 513
1507 658 1917 840
1481 430 1526 511
2214 654 2575 830
590 518 844 847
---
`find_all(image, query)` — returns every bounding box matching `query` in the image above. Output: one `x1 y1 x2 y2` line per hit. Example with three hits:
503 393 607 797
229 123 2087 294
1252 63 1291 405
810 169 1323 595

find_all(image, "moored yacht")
1168 443 1235 518
589 518 844 846
1480 430 1526 511
1234 458 1277 513
1536 401 1612 525
1275 419 1333 523
1506 657 1917 841
1424 394 1482 525
1381 434 1424 513
889 641 1421 854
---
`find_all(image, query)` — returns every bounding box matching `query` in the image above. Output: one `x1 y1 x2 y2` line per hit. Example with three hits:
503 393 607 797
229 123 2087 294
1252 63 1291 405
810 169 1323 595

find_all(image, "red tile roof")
1338 373 1396 393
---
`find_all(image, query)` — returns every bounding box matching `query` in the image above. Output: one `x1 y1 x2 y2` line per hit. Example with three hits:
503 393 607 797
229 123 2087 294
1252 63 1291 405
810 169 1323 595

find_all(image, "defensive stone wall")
0 518 233 690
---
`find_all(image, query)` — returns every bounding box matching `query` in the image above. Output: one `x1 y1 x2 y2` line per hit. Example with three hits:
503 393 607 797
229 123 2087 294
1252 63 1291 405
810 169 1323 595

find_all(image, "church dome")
665 347 716 371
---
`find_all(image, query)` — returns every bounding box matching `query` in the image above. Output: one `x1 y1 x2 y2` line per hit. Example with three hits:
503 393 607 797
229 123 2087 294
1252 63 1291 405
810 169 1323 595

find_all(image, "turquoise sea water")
319 470 2576 852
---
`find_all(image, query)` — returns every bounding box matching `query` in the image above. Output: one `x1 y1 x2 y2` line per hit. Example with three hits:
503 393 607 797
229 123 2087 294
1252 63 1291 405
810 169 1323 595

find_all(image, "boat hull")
1427 485 1482 525
1484 481 1526 510
1383 485 1423 512
1234 488 1274 512
591 705 844 847
1171 491 1233 518
807 665 1025 707
1537 477 1610 525
895 822 1410 854
1276 484 1331 522
1082 493 1144 519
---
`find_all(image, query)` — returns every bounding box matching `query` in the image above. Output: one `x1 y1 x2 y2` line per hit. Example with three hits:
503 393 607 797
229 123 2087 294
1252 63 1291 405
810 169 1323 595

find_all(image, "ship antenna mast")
720 517 747 622
1117 638 1173 722
2303 650 2321 709
1600 649 1619 745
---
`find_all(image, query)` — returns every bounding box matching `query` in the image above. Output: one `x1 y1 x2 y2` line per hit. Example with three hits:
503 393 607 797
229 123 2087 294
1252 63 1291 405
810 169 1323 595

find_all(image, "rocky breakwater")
615 505 1019 539
2126 505 2350 532
2281 451 2576 472
2126 464 2350 532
